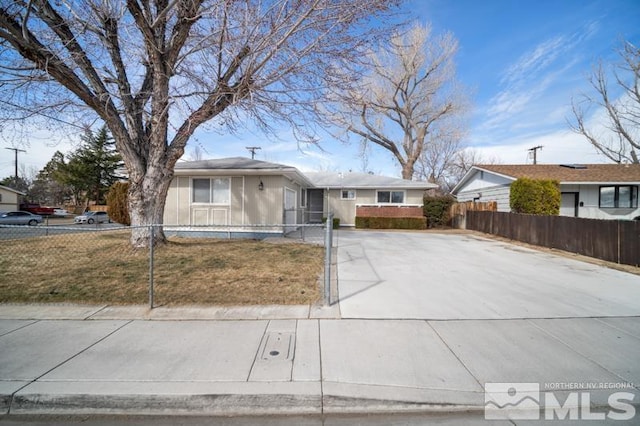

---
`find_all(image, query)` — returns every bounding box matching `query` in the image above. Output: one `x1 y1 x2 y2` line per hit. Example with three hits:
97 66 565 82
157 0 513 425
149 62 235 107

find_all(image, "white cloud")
473 128 611 165
482 22 598 133
500 35 567 87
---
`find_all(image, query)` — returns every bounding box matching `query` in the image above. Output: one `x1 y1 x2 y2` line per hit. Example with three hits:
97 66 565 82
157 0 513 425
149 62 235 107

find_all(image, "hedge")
355 216 427 230
322 217 341 229
106 182 131 226
510 178 560 215
423 195 455 228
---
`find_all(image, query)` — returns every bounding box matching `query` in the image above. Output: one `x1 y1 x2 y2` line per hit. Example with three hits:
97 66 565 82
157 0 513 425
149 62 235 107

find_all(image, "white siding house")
452 164 640 220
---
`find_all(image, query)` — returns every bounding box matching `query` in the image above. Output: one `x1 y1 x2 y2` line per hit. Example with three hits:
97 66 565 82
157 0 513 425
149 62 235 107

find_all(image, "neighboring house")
452 164 640 220
304 171 435 226
163 157 436 233
0 185 25 211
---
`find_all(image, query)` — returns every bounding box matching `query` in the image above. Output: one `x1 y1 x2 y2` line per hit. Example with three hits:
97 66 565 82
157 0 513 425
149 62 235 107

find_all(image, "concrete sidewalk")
1 304 639 422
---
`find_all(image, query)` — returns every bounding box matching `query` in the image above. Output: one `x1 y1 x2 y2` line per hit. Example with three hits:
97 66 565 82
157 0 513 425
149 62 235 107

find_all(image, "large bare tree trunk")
127 166 174 247
401 159 417 180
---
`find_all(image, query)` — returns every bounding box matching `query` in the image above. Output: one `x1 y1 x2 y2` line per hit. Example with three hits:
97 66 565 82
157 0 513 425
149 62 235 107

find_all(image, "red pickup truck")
20 203 56 216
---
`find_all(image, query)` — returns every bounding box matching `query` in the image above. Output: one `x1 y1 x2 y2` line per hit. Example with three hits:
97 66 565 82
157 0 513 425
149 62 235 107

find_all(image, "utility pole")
246 146 261 159
528 145 543 165
5 147 26 184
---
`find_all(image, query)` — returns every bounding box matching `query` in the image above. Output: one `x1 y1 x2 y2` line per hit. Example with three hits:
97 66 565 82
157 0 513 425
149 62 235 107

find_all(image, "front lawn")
0 231 323 306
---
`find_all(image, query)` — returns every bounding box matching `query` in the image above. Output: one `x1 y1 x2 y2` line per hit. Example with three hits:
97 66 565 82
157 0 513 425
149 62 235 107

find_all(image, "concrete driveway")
336 230 640 319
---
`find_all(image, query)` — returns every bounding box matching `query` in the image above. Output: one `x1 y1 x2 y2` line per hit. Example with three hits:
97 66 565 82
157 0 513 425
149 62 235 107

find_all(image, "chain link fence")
0 217 335 308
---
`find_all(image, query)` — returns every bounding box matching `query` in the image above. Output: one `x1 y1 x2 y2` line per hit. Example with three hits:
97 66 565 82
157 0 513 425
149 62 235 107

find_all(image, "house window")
341 189 356 200
599 185 638 208
192 178 230 204
377 190 404 204
192 179 210 203
300 188 307 207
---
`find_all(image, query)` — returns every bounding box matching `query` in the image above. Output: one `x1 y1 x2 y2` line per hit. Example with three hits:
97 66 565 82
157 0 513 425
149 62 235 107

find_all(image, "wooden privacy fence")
450 201 497 228
467 211 640 267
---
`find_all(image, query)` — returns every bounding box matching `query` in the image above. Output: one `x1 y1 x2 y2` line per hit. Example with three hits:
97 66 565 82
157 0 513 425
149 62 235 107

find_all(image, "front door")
560 192 579 217
307 189 324 223
284 187 297 232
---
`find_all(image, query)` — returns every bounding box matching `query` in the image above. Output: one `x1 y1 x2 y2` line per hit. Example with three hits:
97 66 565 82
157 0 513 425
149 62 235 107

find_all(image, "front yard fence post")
149 224 155 309
323 212 333 306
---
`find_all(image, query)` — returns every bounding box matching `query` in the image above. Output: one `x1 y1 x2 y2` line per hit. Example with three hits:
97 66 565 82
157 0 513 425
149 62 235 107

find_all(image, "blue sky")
2 0 639 180
422 0 639 165
190 0 640 175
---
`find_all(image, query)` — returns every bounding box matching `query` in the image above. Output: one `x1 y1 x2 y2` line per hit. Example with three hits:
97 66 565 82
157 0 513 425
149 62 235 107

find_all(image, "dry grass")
0 231 323 305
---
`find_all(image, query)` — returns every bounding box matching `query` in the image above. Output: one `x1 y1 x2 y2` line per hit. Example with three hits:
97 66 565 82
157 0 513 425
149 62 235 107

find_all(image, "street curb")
8 393 322 416
322 382 484 414
4 380 492 417
6 382 322 416
5 392 487 417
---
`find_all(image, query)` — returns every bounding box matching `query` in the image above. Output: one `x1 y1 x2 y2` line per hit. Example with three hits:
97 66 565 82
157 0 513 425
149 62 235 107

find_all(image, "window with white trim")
341 189 356 200
192 178 230 204
377 190 404 204
599 185 638 208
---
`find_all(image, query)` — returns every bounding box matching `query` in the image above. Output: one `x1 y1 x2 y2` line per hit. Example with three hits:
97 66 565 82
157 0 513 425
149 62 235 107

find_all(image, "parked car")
19 203 56 216
74 211 111 224
0 211 43 226
53 208 70 217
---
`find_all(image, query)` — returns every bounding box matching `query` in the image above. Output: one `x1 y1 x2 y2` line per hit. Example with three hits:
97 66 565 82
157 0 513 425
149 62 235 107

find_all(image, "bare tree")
419 146 499 193
569 41 640 164
0 0 400 247
188 144 205 162
449 148 499 188
416 118 464 185
326 23 469 180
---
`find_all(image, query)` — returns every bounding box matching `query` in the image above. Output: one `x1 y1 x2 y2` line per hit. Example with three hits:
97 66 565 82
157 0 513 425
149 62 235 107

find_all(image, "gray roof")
0 184 25 195
175 157 314 187
175 157 296 171
304 171 437 189
175 157 437 189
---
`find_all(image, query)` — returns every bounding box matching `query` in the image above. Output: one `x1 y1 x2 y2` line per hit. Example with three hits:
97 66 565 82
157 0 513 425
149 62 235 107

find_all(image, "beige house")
0 185 24 211
164 158 312 236
163 157 435 235
304 171 435 226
